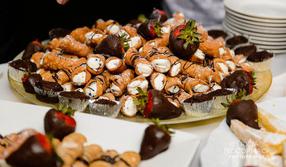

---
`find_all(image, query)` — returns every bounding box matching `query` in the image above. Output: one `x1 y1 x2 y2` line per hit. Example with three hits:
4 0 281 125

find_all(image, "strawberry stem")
57 104 75 116
151 118 174 134
178 20 200 49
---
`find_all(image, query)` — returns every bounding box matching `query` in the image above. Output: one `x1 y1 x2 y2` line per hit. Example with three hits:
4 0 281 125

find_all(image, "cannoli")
213 58 230 76
110 69 135 96
95 19 116 31
82 144 103 163
199 37 224 57
165 95 181 108
83 74 109 98
174 89 192 104
183 77 210 94
36 69 55 82
168 56 182 77
106 23 121 35
49 35 92 57
86 54 105 75
182 63 213 82
105 56 126 74
149 54 171 73
71 64 91 86
98 92 115 101
61 82 76 92
190 49 205 64
164 77 183 94
70 26 91 43
127 76 149 95
150 72 167 91
54 70 70 84
211 70 224 83
58 91 90 112
120 95 138 117
115 151 141 167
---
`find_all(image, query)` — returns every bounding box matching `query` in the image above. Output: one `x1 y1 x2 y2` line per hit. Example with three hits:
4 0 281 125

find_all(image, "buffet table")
1 53 286 166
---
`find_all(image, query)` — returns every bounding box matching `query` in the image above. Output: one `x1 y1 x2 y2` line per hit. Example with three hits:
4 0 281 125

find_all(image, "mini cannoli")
190 49 205 64
70 26 91 43
183 77 210 94
127 76 149 95
182 63 213 83
165 95 181 108
71 64 91 86
164 77 183 94
84 29 106 45
212 70 224 83
106 23 121 35
54 70 70 85
61 82 76 92
174 89 192 104
49 35 92 57
219 47 234 60
95 19 116 31
86 54 105 75
199 38 224 57
149 54 171 73
110 69 135 96
120 95 138 117
36 69 55 82
140 40 163 58
168 56 182 77
83 74 109 98
87 99 121 118
150 72 167 91
105 56 126 74
8 59 37 82
58 91 90 112
213 58 230 76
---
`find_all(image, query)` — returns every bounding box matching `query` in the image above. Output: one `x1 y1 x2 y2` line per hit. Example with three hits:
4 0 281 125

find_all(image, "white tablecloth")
1 53 286 166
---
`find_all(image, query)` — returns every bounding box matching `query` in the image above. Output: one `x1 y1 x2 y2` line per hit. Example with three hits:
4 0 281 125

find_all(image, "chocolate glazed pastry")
95 35 124 58
34 80 63 103
226 35 248 49
22 74 42 94
234 44 257 57
207 30 228 39
9 59 37 73
247 50 273 62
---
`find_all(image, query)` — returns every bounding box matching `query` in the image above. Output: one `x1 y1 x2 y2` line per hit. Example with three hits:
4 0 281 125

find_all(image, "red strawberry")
138 19 162 40
221 70 255 95
44 107 76 140
136 89 182 120
226 99 259 129
169 20 200 60
150 8 168 23
6 133 58 167
140 120 172 160
95 34 125 58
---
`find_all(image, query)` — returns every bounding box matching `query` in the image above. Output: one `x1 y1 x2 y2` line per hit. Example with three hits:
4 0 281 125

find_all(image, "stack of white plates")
223 0 286 54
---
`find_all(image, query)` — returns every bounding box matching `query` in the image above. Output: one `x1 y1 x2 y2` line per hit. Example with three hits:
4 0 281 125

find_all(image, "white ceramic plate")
224 0 286 19
200 97 286 167
223 22 286 38
225 17 286 33
0 100 200 167
224 8 286 24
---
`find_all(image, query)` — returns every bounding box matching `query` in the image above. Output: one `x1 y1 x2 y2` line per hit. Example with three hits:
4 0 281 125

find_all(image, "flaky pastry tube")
199 38 224 58
110 69 135 96
183 77 210 94
150 72 167 91
164 77 183 94
36 69 55 82
86 54 105 75
49 35 92 57
105 56 126 74
70 26 91 43
181 62 213 83
127 75 149 95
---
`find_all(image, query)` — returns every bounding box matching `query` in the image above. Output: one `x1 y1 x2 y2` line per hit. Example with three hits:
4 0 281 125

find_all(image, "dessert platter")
0 100 200 167
8 9 272 124
201 97 286 167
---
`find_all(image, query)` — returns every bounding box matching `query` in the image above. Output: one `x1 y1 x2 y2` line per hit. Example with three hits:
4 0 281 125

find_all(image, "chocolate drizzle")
247 50 273 62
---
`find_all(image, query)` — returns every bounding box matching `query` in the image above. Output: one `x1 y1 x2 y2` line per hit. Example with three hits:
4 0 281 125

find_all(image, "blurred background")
0 0 224 63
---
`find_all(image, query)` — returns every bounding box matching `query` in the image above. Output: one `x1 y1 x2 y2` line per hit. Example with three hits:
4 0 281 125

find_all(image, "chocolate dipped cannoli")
109 69 135 96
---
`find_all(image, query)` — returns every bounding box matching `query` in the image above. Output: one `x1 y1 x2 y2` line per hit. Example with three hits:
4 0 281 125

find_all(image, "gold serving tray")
8 53 272 124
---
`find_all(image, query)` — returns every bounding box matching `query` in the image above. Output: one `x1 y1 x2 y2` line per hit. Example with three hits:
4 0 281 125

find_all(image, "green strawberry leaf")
178 19 200 49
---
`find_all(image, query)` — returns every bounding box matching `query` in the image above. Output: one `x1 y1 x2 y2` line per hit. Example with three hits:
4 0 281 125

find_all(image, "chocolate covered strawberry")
221 70 255 96
6 133 58 167
95 34 125 58
150 8 168 23
138 19 162 40
135 89 182 120
226 99 259 129
169 20 200 60
140 120 172 160
44 106 76 140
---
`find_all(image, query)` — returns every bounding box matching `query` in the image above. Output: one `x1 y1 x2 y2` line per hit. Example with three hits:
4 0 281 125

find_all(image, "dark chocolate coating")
94 99 117 105
44 109 76 140
208 29 228 39
59 91 89 100
226 99 259 129
247 50 273 62
140 125 171 160
34 80 63 103
137 19 159 40
9 59 37 72
22 74 42 94
22 41 43 60
184 88 234 103
226 36 248 49
235 44 257 57
145 90 182 119
6 135 57 167
169 28 199 60
49 28 71 39
221 70 253 95
95 34 124 58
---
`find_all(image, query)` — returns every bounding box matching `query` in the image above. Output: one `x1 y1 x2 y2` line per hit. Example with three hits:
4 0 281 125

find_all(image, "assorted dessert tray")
8 9 272 124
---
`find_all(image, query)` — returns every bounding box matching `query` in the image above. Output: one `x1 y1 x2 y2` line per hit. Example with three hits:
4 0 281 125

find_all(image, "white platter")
224 0 286 20
0 100 200 167
200 97 286 167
